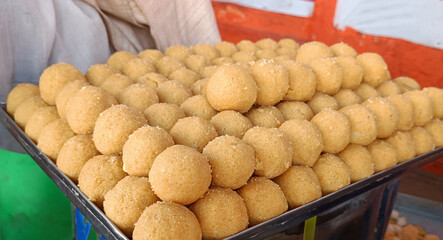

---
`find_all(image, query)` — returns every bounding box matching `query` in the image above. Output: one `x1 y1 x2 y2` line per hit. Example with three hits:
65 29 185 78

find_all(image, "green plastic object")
0 149 72 240
303 216 317 240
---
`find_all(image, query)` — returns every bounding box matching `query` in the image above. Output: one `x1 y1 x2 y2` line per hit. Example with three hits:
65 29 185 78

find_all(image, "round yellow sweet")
136 72 168 90
56 135 99 181
250 59 289 105
214 41 238 57
232 51 257 63
100 73 134 97
276 47 297 59
339 104 377 146
333 89 362 108
423 87 443 118
424 119 443 147
206 64 257 113
274 165 322 208
307 92 339 115
39 63 86 105
37 119 75 161
122 58 156 81
393 76 421 93
133 202 201 240
6 83 40 115
78 155 126 208
93 104 147 155
313 153 351 194
295 41 334 64
354 83 382 101
255 49 278 59
169 68 200 88
386 94 415 131
122 126 174 177
170 116 218 152
156 80 192 106
308 57 343 95
279 119 323 167
55 79 88 118
277 101 314 121
356 53 390 87
256 38 279 50
191 44 219 60
203 135 255 189
103 176 159 237
144 103 185 132
190 187 248 239
200 65 219 78
149 145 212 205
237 40 257 52
338 144 374 182
117 84 158 112
14 96 47 129
362 97 399 138
190 78 209 96
404 90 434 126
165 45 191 62
282 61 316 101
330 42 357 57
25 106 60 142
210 110 253 139
334 56 363 89
367 140 398 172
410 127 435 155
180 95 217 120
377 81 402 97
385 131 416 163
311 109 351 153
185 54 209 73
238 177 288 225
107 51 136 71
278 38 299 50
212 57 235 66
138 49 164 64
242 127 293 178
155 56 184 77
65 86 117 134
246 106 285 128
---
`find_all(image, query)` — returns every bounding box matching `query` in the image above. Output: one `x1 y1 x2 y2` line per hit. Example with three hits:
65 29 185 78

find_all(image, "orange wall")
212 0 443 176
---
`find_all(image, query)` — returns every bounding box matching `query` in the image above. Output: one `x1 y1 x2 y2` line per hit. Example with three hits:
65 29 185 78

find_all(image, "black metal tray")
1 103 442 240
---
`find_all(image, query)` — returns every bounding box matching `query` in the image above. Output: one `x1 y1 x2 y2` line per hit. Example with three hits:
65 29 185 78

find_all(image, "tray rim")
1 102 442 240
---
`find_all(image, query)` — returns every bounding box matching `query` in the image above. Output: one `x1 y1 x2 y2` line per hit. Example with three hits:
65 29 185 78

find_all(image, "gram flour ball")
334 56 363 89
122 126 174 177
156 80 192 106
55 79 88 119
311 109 351 153
206 64 257 113
56 135 99 182
85 64 119 86
362 97 399 138
246 106 285 128
367 140 398 172
250 59 289 105
424 119 443 147
307 92 339 114
93 105 147 155
282 61 316 101
14 96 47 129
37 119 75 161
39 63 86 105
65 86 117 134
243 127 293 178
203 135 255 189
238 177 288 225
385 131 416 163
138 49 164 64
277 101 314 121
274 165 322 208
210 110 253 139
180 95 217 120
143 103 185 132
78 155 126 208
107 51 136 71
313 154 351 194
6 83 40 115
338 144 374 182
410 127 435 155
330 43 357 57
25 106 60 143
190 187 248 240
339 104 377 146
279 119 323 167
356 53 389 87
386 94 415 131
117 83 158 112
295 41 333 63
170 116 218 152
122 58 156 81
423 87 443 118
133 202 201 240
308 57 343 95
149 145 212 205
103 176 159 237
404 90 434 126
333 89 362 108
